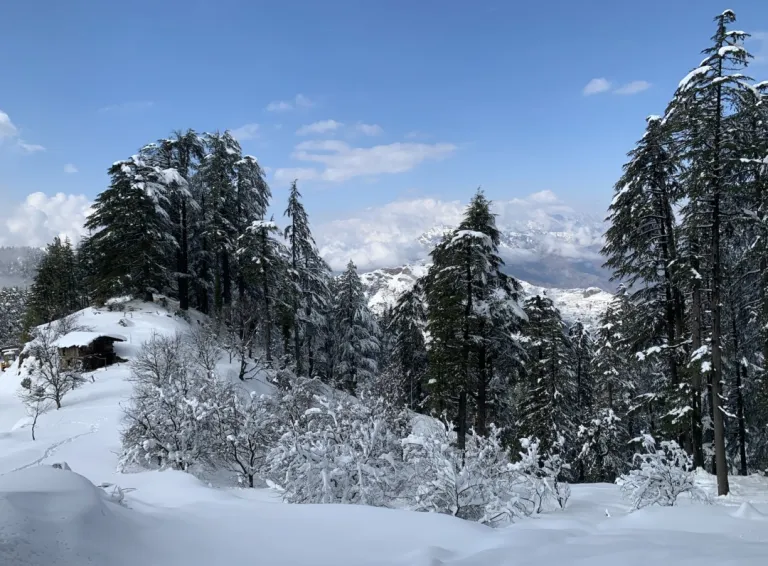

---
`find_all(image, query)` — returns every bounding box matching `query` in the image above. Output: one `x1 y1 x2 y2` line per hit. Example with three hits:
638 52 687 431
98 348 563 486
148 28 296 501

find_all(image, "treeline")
24 10 768 492
601 10 768 493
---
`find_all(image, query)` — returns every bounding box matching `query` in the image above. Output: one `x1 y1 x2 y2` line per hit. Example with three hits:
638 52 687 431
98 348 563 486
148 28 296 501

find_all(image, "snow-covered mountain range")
316 194 611 291
360 264 613 328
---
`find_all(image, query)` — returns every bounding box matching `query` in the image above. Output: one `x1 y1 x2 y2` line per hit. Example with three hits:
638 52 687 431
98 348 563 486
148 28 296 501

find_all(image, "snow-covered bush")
119 332 225 471
213 388 279 487
266 377 409 505
616 434 708 509
513 436 571 513
402 422 536 526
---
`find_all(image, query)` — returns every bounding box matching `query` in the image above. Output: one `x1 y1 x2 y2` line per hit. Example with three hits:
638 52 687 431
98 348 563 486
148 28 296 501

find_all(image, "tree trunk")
476 342 487 437
458 253 472 450
178 198 189 311
732 314 748 476
222 251 232 307
710 60 730 496
690 273 704 469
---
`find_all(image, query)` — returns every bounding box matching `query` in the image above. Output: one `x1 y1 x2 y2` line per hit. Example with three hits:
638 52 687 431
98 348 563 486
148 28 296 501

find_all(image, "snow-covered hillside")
1 300 767 565
361 264 613 328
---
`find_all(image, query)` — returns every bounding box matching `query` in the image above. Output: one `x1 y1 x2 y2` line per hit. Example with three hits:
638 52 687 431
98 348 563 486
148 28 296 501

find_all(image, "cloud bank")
0 193 92 247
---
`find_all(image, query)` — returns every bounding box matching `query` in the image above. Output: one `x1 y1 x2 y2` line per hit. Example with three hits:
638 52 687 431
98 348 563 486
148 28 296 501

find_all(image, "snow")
679 65 711 90
1 301 768 564
53 331 127 348
719 45 746 57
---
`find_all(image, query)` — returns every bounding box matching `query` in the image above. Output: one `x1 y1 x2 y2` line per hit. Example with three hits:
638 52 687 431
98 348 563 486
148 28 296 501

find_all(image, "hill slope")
0 302 766 565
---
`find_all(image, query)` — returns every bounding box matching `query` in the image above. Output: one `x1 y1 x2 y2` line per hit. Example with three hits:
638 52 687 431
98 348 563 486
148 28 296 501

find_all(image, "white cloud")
0 109 45 153
64 163 79 174
0 110 18 139
583 78 612 95
315 191 604 272
275 140 456 183
230 123 260 141
355 123 383 136
98 101 154 113
266 93 315 112
273 167 320 183
17 141 46 153
614 80 651 95
0 192 92 247
296 119 343 136
405 130 429 140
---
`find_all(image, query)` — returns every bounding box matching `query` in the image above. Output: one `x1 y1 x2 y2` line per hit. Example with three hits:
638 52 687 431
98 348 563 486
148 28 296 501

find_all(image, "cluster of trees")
0 286 27 347
601 10 768 494
120 330 571 525
24 9 767 506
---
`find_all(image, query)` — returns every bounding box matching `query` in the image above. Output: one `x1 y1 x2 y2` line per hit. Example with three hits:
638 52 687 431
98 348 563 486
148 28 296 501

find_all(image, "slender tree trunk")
459 254 472 450
731 314 748 475
476 341 487 437
222 251 232 307
690 249 705 469
710 67 730 495
178 198 189 311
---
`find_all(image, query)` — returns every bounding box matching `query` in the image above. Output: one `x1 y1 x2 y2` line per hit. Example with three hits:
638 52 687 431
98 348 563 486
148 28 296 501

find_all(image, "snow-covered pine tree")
237 220 291 366
0 286 28 346
85 156 178 303
385 282 429 410
516 294 577 461
25 237 83 326
283 181 332 377
424 189 525 447
140 130 205 311
331 260 380 394
197 132 242 312
602 113 692 454
665 10 753 495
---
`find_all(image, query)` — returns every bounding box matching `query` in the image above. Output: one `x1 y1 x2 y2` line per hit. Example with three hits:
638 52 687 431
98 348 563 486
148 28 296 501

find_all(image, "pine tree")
198 132 242 312
332 260 380 394
386 283 429 409
424 189 525 448
666 10 753 495
85 157 176 303
0 286 28 346
141 130 205 310
517 294 577 459
283 181 331 376
25 237 82 326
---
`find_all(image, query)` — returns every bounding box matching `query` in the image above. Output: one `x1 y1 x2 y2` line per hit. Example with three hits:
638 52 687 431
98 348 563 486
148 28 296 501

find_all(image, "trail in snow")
10 424 98 472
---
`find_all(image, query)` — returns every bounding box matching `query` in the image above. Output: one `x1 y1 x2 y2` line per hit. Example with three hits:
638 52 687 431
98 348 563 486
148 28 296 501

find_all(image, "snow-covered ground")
1 302 767 565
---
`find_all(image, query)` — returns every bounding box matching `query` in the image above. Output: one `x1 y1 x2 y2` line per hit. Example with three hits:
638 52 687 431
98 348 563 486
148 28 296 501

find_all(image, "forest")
7 11 768 518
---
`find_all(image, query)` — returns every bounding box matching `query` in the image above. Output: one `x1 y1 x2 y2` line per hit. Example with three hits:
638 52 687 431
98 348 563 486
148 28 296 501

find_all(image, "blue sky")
2 0 768 244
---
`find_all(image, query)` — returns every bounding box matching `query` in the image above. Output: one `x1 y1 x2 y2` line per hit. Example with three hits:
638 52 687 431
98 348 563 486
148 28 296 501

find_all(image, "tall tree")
517 294 577 458
667 10 752 495
283 181 331 376
85 156 177 303
424 189 525 448
25 237 82 326
332 260 380 394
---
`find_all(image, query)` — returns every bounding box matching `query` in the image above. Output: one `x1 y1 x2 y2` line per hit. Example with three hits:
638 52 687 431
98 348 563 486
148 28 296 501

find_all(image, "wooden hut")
53 332 127 371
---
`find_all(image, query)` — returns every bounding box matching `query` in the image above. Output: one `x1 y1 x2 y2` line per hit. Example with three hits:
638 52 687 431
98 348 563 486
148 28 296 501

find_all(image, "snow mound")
731 501 767 520
0 466 135 566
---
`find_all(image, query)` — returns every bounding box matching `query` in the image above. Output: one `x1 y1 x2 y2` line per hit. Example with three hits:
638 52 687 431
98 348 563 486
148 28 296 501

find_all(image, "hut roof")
53 332 127 349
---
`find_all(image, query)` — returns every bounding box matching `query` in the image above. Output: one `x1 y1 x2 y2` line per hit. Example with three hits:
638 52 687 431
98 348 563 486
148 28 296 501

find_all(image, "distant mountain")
414 213 610 291
0 247 42 288
318 197 612 291
360 264 613 328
